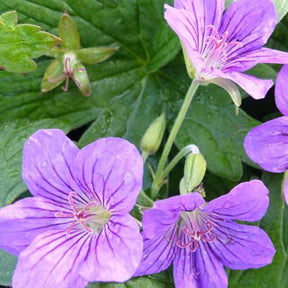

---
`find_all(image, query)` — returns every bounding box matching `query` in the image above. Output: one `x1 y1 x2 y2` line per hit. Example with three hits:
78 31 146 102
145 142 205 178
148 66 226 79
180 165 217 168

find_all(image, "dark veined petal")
143 193 204 239
244 117 288 173
210 220 275 269
221 71 273 100
223 47 288 73
22 129 80 208
205 180 269 222
135 225 178 277
221 0 277 60
276 65 288 116
174 0 225 48
71 137 143 213
79 214 142 282
12 230 90 288
173 242 227 288
0 197 72 255
164 0 224 72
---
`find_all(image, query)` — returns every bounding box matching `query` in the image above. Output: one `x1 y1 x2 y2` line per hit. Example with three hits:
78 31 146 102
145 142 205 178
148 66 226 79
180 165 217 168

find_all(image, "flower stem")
151 80 199 198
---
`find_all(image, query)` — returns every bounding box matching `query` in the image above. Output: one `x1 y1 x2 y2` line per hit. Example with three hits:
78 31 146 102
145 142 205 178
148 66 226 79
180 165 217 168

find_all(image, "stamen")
47 57 85 91
203 25 243 68
55 191 98 234
177 220 215 252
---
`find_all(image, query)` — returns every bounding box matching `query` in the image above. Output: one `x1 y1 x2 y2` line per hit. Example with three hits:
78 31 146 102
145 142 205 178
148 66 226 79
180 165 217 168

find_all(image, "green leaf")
89 273 173 288
0 249 17 286
0 11 59 73
0 119 70 209
173 84 259 181
228 173 288 287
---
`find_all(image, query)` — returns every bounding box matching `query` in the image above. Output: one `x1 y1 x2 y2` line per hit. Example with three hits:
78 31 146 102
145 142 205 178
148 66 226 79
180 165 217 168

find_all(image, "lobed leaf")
0 11 59 73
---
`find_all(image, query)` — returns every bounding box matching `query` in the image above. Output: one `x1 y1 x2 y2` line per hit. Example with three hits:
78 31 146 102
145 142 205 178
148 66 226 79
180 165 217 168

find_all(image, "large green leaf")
0 11 59 73
228 173 288 287
0 119 70 208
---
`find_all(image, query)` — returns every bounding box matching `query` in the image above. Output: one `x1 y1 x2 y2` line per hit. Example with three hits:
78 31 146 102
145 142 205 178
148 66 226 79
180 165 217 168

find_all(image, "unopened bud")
141 113 166 155
180 152 207 195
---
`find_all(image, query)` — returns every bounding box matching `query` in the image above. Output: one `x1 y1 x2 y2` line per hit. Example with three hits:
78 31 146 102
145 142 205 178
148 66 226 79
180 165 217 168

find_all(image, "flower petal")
224 47 288 73
223 71 273 100
221 0 276 59
12 230 90 288
22 129 79 208
210 220 275 269
135 227 177 277
143 193 204 239
71 137 143 213
79 214 142 282
164 0 224 72
205 180 269 221
244 117 288 172
173 242 227 288
276 65 288 116
0 197 71 255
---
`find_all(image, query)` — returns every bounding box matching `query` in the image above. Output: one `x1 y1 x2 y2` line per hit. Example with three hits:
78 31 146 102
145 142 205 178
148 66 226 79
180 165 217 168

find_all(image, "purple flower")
0 129 143 288
135 180 275 288
244 65 288 203
164 0 288 105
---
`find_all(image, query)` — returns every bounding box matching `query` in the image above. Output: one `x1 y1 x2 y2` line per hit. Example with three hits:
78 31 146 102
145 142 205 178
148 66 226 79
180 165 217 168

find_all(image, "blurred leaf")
228 173 288 287
274 0 288 21
0 249 17 286
0 119 70 208
89 273 174 288
0 11 59 73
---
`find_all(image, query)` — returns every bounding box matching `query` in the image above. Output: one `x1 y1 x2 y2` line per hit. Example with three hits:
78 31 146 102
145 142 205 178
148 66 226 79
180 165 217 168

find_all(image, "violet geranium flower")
135 180 275 287
244 65 288 203
0 129 143 288
164 0 288 106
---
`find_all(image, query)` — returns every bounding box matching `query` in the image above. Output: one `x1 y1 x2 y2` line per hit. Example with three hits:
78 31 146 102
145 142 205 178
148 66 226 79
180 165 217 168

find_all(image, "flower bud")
141 113 166 155
180 152 207 195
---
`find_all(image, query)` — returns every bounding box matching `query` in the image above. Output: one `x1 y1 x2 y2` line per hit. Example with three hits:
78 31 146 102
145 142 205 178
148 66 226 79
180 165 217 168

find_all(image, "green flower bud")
180 152 207 195
141 113 166 156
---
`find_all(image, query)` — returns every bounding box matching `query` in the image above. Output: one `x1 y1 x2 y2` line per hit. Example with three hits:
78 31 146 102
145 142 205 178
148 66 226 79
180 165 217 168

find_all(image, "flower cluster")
0 0 284 287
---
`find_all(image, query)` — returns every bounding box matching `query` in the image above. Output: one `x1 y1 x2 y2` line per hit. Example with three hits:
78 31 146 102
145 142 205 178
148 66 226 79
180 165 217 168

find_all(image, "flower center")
177 209 216 252
55 192 111 234
48 53 85 91
203 25 243 68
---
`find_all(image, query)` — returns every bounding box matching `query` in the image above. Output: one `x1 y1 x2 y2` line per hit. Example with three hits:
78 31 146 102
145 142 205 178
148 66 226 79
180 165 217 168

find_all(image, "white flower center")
202 25 243 69
55 191 111 234
177 208 215 252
